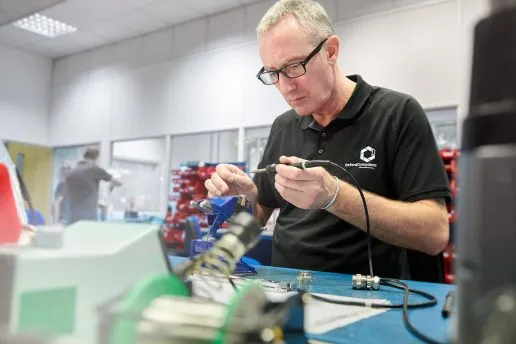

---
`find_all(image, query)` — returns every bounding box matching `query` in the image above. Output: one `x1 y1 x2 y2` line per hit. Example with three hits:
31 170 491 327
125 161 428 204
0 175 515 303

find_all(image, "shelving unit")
163 161 246 247
440 148 459 284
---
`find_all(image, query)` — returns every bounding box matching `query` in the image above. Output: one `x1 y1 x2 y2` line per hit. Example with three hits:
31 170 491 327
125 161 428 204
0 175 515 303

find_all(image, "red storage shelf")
163 162 246 246
441 148 459 284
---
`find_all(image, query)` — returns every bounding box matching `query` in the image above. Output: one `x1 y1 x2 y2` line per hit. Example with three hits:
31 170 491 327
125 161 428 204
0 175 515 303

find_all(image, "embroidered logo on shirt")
360 146 376 162
345 146 378 170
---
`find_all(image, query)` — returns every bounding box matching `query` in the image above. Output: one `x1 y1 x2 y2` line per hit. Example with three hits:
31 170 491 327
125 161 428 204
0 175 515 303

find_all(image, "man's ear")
326 35 340 65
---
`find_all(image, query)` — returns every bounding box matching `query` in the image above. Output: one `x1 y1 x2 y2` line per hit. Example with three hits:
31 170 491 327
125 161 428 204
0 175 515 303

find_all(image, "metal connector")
352 274 380 290
297 270 313 285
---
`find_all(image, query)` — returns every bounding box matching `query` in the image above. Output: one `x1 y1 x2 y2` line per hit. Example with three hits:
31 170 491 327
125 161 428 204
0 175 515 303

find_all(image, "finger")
207 190 217 198
215 164 235 182
274 181 307 208
205 179 222 196
275 164 314 181
275 174 306 192
233 173 253 188
229 165 248 176
216 164 246 181
279 155 306 164
211 173 229 194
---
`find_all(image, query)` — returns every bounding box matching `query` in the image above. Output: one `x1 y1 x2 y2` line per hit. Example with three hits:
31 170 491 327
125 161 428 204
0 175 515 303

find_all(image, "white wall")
335 0 459 108
49 0 491 148
0 44 52 145
112 137 165 164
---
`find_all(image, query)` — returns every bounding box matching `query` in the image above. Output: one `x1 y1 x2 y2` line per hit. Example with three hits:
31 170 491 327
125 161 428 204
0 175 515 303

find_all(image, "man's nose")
276 73 296 93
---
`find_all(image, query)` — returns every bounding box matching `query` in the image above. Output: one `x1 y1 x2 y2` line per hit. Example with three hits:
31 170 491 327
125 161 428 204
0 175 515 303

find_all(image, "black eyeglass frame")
256 38 329 85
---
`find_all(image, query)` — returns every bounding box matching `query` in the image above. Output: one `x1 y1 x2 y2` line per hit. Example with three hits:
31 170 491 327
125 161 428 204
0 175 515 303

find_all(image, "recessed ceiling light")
13 13 77 38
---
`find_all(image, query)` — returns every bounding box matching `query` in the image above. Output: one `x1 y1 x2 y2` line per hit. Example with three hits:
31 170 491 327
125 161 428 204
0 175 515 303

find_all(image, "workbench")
169 256 454 344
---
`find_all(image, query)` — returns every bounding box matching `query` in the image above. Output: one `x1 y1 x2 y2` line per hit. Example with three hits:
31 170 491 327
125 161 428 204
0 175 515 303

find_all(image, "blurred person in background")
66 147 122 225
52 162 71 224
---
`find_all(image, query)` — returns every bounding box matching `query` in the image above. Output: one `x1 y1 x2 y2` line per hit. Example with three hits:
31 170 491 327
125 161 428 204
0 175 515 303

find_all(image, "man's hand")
205 164 258 201
275 156 337 209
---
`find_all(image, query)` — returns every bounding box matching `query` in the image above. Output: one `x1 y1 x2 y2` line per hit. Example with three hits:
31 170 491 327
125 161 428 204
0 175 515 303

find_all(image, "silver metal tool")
352 274 380 290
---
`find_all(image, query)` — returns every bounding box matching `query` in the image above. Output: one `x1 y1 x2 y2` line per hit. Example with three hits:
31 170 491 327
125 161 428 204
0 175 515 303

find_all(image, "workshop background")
0 0 489 281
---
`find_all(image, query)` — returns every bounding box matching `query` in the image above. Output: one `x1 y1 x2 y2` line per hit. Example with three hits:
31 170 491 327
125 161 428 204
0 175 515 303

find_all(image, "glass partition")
245 126 271 172
425 107 458 149
167 130 240 238
108 137 166 221
170 130 239 168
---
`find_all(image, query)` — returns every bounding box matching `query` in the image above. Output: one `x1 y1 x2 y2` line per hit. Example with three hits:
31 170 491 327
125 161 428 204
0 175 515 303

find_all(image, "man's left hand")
274 155 337 209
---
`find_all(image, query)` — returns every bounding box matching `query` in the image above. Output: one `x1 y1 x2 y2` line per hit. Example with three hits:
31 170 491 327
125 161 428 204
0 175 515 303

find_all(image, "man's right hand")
205 164 257 201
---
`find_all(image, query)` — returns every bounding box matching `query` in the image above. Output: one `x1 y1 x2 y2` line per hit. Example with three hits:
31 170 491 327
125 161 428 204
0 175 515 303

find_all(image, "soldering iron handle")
303 160 332 168
265 160 332 173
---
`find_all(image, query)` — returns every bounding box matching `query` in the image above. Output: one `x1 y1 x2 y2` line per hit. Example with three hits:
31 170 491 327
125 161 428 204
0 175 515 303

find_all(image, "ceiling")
0 0 262 59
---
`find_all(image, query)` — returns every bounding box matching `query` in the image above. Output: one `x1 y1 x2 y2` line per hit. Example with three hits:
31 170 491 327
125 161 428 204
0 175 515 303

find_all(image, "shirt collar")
298 75 373 130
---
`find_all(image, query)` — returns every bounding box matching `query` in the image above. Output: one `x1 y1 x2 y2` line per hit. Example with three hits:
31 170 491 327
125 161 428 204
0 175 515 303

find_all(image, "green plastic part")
19 287 76 336
109 274 189 344
218 281 262 344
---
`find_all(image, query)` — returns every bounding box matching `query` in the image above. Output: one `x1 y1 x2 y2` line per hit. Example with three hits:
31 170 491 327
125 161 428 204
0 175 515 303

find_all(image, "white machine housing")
0 221 171 343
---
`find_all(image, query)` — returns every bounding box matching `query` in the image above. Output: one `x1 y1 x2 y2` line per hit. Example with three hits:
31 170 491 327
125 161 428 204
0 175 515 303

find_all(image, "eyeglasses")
256 38 328 85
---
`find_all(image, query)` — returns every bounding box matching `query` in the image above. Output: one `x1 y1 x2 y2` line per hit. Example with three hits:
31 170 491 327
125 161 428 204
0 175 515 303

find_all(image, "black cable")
380 278 438 309
327 161 373 278
304 160 443 344
308 278 436 309
15 166 34 210
383 278 444 344
228 276 238 291
308 278 443 344
303 160 373 276
14 166 37 224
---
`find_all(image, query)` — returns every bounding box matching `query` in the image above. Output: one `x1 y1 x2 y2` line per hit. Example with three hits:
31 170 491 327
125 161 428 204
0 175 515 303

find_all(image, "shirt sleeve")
94 166 113 182
391 97 451 203
253 123 281 209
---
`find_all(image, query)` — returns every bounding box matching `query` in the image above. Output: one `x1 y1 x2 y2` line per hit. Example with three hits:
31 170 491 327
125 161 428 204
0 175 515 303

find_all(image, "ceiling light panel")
13 13 77 38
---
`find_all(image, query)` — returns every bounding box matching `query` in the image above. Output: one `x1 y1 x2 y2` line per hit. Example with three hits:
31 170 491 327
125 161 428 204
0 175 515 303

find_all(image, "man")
52 163 71 224
66 147 122 225
205 0 450 278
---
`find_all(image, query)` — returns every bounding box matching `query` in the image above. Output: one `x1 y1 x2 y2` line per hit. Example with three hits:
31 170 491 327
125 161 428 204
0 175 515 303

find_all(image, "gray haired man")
205 0 450 278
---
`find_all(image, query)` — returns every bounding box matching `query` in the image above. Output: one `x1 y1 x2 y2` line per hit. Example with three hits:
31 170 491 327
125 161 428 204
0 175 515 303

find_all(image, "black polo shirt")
253 75 450 278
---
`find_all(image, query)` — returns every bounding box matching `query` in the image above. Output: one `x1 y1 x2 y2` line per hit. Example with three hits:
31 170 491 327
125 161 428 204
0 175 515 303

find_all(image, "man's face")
258 16 334 116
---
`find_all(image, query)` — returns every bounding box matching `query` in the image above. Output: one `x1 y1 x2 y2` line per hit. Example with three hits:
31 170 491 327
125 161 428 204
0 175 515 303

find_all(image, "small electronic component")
297 270 313 285
352 274 380 290
229 275 297 293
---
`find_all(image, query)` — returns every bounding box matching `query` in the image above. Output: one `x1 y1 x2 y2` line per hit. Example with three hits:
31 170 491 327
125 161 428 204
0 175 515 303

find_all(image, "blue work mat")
169 255 454 344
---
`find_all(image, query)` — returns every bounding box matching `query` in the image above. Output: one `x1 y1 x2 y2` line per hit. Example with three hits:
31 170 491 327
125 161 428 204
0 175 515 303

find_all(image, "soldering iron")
251 160 331 174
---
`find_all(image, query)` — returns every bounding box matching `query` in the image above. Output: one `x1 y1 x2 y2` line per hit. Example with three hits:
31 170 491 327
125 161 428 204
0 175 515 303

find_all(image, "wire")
307 278 442 344
305 160 443 344
15 166 37 223
327 161 373 277
383 278 444 344
229 276 238 291
307 278 436 309
306 160 373 276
